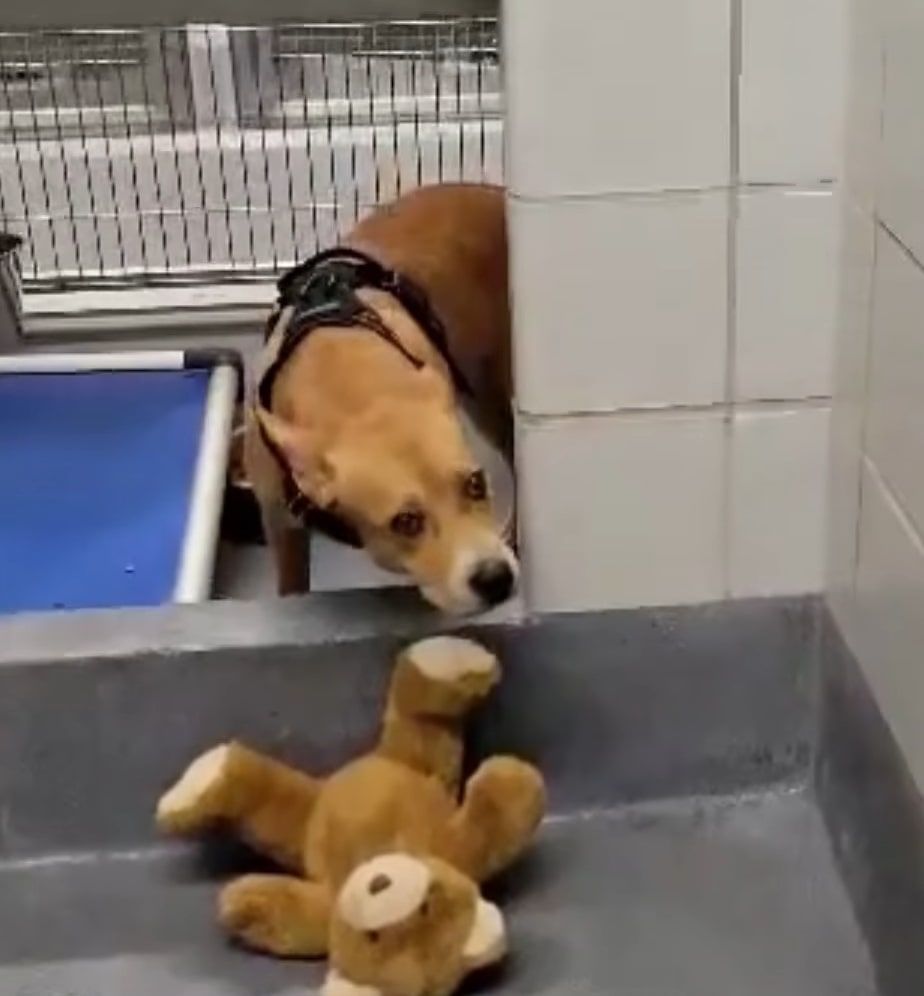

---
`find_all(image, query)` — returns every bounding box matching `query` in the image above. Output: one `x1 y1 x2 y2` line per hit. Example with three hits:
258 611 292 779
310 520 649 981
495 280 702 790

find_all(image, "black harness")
257 247 471 548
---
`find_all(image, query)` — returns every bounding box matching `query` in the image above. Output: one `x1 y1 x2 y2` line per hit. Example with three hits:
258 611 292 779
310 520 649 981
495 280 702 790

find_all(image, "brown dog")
243 183 517 614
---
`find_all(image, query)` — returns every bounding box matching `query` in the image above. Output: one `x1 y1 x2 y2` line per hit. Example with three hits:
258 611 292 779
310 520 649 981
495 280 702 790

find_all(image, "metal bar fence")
0 16 501 291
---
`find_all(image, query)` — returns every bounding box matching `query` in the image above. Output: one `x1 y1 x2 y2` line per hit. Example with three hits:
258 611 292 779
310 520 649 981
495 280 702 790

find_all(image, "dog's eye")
390 508 425 538
462 470 488 502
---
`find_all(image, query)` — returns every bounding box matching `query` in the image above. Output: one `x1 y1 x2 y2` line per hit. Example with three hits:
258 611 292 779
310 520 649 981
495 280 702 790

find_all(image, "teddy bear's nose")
368 873 392 895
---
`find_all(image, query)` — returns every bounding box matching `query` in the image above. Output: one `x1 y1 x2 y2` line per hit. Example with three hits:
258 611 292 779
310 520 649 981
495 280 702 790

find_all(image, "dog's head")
257 377 518 615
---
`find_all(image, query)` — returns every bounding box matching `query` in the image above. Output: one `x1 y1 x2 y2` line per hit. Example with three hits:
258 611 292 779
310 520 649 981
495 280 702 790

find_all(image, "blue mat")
0 369 210 614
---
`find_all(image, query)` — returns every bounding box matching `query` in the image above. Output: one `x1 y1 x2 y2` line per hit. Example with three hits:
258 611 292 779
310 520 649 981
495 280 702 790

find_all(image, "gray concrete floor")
0 790 876 996
213 535 408 598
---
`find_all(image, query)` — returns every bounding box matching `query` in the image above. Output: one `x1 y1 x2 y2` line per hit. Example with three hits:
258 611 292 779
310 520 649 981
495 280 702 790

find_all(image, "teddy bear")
155 635 546 996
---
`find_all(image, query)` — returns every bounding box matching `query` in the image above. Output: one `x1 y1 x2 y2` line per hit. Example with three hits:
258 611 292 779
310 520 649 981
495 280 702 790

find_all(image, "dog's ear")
254 405 337 501
254 405 305 467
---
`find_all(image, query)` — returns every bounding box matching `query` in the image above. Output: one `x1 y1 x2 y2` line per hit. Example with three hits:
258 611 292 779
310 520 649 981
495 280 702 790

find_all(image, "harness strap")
257 247 470 548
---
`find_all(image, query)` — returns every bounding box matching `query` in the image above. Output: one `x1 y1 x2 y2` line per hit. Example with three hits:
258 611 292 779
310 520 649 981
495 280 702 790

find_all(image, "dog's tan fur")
244 183 516 612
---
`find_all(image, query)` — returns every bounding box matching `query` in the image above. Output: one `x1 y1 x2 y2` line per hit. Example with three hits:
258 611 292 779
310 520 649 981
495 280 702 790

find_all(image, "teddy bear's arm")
437 756 546 883
220 873 331 957
376 637 500 794
157 741 322 872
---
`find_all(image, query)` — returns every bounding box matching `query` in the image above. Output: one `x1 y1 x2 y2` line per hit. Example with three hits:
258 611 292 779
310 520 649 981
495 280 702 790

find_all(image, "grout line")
863 454 924 559
516 396 833 425
878 216 924 280
727 395 833 412
852 223 880 597
722 0 744 598
737 179 838 194
506 179 837 206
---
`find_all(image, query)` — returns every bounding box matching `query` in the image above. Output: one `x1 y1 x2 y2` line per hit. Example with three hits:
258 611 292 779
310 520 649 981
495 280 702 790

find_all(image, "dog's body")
244 183 517 613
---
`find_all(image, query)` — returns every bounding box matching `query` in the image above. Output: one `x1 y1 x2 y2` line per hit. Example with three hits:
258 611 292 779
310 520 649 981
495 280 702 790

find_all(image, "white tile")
730 407 831 597
879 0 924 264
866 227 924 539
848 459 924 793
827 203 875 619
503 0 731 197
735 190 840 401
517 412 725 612
843 0 884 211
510 193 728 415
739 0 847 184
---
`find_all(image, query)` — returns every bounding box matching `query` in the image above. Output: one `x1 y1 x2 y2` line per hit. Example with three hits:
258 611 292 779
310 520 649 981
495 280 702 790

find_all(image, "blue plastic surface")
0 369 210 614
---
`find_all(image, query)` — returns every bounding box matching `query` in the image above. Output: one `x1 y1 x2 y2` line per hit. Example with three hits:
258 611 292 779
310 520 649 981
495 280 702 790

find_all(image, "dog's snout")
468 559 515 607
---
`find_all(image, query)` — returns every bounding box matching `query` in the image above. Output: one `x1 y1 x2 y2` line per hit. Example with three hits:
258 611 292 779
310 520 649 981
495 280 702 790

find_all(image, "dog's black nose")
468 559 515 607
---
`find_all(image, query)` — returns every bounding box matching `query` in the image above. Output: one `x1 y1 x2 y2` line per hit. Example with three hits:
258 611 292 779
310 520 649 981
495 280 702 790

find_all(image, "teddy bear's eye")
367 930 380 943
420 901 430 917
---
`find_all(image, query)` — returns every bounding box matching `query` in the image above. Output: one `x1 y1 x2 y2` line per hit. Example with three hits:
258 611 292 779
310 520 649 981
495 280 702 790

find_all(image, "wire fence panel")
0 17 501 290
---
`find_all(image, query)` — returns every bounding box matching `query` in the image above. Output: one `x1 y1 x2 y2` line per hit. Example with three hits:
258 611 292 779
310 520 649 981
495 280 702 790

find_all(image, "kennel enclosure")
0 14 501 292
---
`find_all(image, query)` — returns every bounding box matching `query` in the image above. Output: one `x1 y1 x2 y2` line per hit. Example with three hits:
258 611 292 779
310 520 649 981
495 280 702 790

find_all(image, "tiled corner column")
504 0 846 613
827 0 924 790
730 0 846 599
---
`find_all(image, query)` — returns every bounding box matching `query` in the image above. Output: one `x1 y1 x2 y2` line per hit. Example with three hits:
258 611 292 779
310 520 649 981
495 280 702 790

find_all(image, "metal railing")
0 16 501 290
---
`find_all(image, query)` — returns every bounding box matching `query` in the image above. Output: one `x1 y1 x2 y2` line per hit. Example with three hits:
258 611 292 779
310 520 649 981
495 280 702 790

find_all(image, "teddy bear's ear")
321 969 381 996
461 899 507 970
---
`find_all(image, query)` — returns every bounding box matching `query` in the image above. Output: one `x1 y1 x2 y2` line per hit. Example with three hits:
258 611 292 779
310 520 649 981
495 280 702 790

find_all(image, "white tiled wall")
504 0 846 612
739 0 847 184
510 193 728 415
517 413 725 611
729 406 831 597
827 202 874 616
877 0 924 265
503 0 731 197
734 190 840 402
828 0 924 789
851 462 924 789
865 232 924 540
842 0 883 210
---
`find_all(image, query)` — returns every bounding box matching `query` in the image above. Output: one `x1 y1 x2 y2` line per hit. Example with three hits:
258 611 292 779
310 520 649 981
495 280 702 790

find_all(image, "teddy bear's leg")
156 742 320 872
219 873 331 957
439 756 546 882
377 637 499 793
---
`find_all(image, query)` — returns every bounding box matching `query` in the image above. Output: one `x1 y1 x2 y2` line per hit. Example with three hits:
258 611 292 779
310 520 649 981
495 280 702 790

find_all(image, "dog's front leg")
243 420 312 596
262 508 311 596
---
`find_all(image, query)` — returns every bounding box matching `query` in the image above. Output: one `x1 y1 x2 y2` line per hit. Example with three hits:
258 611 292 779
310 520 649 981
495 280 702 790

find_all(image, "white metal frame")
20 281 273 344
174 359 237 602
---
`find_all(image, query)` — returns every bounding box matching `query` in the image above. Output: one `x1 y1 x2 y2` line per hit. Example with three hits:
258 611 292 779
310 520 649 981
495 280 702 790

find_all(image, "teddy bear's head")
323 853 507 996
